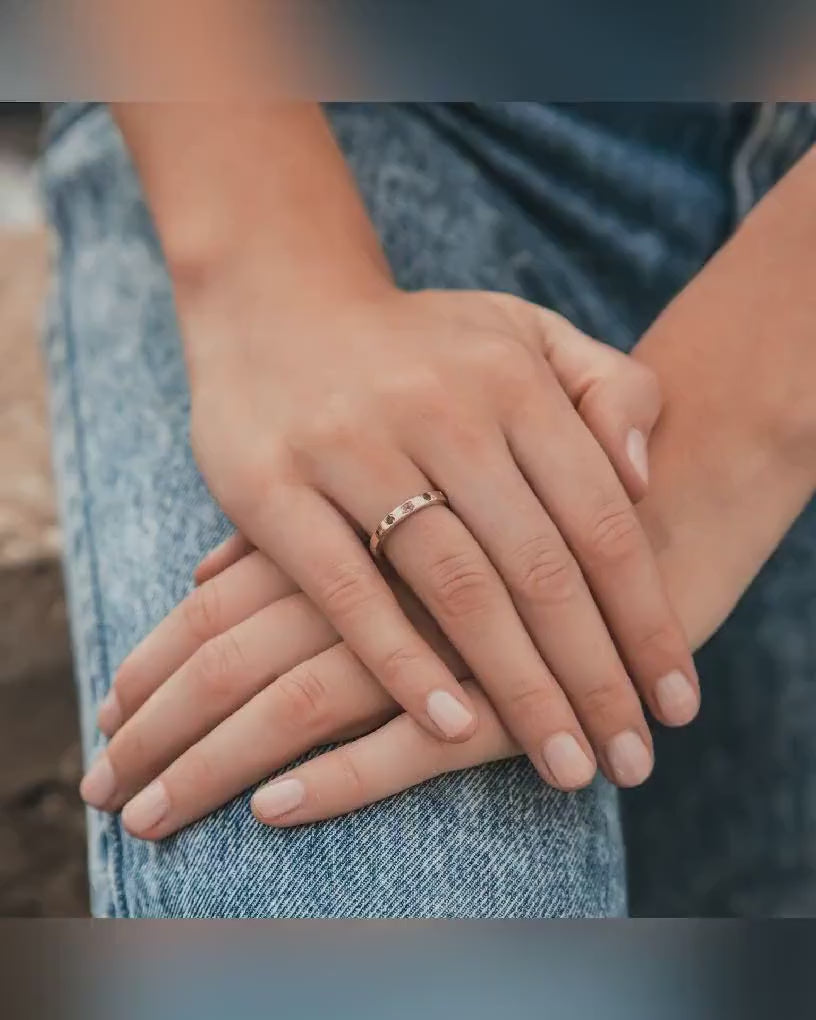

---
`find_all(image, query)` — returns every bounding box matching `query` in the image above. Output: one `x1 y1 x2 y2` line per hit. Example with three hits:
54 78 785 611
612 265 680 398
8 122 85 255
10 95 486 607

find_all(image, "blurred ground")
0 108 88 916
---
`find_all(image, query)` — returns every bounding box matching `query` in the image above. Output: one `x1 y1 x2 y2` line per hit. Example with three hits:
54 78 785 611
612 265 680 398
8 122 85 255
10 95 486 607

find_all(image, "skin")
74 99 701 799
82 319 682 817
76 9 816 834
84 145 816 837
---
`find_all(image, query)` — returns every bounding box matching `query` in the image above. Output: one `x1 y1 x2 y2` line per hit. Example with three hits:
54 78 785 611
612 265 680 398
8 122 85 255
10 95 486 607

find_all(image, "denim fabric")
40 102 816 917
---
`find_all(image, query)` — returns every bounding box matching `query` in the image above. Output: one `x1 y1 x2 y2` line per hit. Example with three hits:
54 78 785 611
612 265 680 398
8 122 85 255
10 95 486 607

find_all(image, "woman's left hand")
103 544 518 838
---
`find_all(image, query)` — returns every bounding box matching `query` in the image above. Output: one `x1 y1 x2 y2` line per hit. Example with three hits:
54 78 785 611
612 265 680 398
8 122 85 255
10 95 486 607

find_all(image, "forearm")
634 148 816 648
114 102 391 306
104 5 392 370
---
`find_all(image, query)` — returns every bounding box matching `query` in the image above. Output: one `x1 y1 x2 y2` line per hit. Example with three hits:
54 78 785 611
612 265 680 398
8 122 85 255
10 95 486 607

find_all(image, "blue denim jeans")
41 102 816 917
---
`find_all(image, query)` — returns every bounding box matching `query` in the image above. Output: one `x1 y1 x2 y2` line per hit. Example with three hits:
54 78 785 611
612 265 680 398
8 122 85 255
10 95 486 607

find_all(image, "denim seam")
41 102 99 150
731 102 777 221
51 188 131 919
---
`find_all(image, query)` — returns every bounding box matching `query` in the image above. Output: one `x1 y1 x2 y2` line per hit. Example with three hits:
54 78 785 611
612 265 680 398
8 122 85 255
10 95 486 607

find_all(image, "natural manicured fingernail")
543 733 595 789
606 731 653 787
655 670 699 726
626 428 649 486
122 780 170 835
194 550 216 580
79 752 116 807
426 690 475 739
97 689 122 735
253 778 305 821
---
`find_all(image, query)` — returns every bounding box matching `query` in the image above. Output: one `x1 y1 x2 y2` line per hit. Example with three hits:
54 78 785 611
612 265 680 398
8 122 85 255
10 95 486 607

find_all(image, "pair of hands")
80 286 703 838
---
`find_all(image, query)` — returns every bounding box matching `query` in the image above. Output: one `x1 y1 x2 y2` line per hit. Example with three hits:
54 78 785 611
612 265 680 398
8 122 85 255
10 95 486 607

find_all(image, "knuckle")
636 619 680 662
378 645 425 690
476 338 535 399
509 535 580 607
318 561 378 618
183 582 223 643
176 744 219 792
503 683 549 717
277 664 332 728
586 502 642 564
300 402 363 454
390 365 448 412
579 681 628 724
108 725 148 778
193 633 243 700
332 746 367 798
444 412 492 459
426 550 494 620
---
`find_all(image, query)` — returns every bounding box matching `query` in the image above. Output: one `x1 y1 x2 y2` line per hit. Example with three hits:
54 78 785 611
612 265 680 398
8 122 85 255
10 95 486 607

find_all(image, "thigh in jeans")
41 102 626 918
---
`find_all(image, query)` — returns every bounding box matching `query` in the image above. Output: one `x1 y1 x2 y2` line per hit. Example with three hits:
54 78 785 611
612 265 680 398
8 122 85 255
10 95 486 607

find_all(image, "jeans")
41 102 816 917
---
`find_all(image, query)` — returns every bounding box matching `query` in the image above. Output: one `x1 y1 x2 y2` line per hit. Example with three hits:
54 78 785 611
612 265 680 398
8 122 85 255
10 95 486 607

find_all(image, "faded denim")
41 102 816 917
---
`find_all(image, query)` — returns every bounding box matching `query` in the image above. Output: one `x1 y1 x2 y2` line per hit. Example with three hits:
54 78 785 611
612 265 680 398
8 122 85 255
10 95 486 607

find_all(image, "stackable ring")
369 490 449 558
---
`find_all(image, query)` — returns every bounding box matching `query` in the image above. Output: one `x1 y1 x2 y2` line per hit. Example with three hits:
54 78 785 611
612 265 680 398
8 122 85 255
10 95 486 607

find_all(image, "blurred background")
0 103 87 916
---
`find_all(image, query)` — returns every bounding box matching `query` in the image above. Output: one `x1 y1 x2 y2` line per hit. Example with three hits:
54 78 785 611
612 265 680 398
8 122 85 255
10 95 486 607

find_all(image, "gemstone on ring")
369 489 449 559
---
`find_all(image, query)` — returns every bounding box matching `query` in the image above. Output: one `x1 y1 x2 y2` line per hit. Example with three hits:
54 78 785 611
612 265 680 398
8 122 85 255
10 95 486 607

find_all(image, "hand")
180 284 697 785
79 319 697 834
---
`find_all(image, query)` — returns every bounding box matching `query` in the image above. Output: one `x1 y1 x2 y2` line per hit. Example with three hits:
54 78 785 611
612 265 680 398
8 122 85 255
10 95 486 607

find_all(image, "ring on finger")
369 490 448 558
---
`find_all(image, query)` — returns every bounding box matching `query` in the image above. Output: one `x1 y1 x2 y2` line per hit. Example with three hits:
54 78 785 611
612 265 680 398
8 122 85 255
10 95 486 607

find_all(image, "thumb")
535 309 663 503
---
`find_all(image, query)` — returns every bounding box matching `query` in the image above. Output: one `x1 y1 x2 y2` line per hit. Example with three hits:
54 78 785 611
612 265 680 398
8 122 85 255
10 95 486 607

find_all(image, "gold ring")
369 490 448 558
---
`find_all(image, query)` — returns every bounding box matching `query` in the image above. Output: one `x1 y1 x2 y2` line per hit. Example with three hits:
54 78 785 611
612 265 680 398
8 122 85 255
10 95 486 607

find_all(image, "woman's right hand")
182 283 698 789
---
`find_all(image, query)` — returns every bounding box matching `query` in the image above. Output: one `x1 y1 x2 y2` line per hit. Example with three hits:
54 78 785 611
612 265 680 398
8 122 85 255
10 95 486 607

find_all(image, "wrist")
176 254 399 395
167 223 394 319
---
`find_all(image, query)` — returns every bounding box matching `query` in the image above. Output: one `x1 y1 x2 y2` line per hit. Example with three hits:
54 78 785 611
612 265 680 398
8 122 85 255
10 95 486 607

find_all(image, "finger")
537 310 662 502
80 592 339 811
236 483 479 743
489 297 662 503
317 442 599 789
119 643 397 840
99 551 297 736
193 532 254 585
413 427 654 787
508 370 700 733
251 683 520 827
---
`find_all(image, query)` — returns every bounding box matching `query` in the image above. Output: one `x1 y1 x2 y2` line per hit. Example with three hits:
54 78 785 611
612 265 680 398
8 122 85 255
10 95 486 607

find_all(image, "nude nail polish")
252 778 305 820
626 428 649 485
655 670 699 725
426 690 474 739
543 733 595 789
80 752 116 807
122 780 170 834
97 689 123 735
606 731 653 787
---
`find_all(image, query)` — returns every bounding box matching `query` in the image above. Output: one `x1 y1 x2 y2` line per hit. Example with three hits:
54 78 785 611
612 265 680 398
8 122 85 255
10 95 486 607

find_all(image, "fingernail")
97 689 122 735
79 752 116 807
655 669 699 726
122 780 170 834
252 778 305 820
606 731 653 787
426 690 475 739
626 428 649 485
194 550 215 579
543 733 595 789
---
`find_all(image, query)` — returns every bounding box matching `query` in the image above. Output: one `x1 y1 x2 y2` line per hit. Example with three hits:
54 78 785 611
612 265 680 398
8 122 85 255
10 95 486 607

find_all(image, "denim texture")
40 102 816 917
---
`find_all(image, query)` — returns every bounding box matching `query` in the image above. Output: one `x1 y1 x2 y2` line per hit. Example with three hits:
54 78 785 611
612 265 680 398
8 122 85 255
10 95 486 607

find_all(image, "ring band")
369 490 448 558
